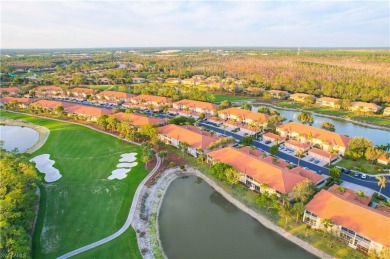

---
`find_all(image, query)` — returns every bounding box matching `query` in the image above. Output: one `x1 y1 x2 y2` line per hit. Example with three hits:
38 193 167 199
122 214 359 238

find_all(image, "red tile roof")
306 188 390 247
158 124 219 150
132 94 171 103
98 91 134 99
31 100 73 109
308 148 338 159
351 101 381 110
173 99 217 111
208 146 310 194
219 107 269 123
263 132 285 141
289 166 324 184
66 104 111 118
0 97 34 104
70 87 95 94
35 86 63 92
285 139 310 149
112 112 165 126
277 122 351 148
0 87 21 93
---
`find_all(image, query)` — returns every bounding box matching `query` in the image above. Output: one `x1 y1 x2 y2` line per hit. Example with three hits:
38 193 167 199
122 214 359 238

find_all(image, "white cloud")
1 0 388 48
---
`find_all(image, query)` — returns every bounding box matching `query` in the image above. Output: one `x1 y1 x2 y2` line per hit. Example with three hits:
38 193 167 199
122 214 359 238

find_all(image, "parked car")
354 172 360 178
361 174 367 179
265 140 271 144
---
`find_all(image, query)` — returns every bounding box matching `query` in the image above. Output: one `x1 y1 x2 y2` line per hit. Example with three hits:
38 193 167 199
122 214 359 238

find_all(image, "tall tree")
376 176 387 196
329 167 342 182
293 202 305 223
293 180 316 204
225 167 240 187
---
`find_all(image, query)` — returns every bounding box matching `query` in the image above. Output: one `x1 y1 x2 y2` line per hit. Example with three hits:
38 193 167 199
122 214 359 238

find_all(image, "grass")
213 94 254 103
87 85 117 90
336 157 388 175
275 101 390 127
163 145 365 259
0 111 144 259
72 227 141 259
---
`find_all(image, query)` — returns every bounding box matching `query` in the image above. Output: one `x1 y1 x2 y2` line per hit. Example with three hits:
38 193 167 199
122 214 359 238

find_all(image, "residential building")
0 97 34 108
290 93 315 103
285 139 310 152
181 78 196 85
207 146 324 196
0 87 22 96
112 112 166 127
33 86 64 98
350 102 382 113
262 132 286 144
130 94 171 111
383 107 390 116
308 148 338 164
269 90 290 99
158 124 220 157
277 122 351 155
68 87 94 98
304 185 390 255
218 107 269 128
172 99 217 117
316 97 341 108
132 77 146 84
96 91 134 103
66 104 111 122
377 154 390 165
166 78 181 84
31 100 73 110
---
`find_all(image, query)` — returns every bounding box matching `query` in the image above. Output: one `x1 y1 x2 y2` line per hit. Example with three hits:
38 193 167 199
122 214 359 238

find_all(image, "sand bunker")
108 168 131 180
30 154 62 182
117 162 138 168
119 153 137 162
108 152 138 180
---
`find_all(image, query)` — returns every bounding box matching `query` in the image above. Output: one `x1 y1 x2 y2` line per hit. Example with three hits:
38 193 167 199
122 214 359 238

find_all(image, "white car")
361 174 367 179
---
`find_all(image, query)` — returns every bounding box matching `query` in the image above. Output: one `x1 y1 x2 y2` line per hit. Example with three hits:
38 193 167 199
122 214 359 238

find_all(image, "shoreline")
134 166 331 259
252 101 390 131
0 117 50 153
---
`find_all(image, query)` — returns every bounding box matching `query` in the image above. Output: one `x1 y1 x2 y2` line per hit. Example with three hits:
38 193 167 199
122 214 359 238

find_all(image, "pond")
252 105 390 146
0 125 39 153
159 176 316 259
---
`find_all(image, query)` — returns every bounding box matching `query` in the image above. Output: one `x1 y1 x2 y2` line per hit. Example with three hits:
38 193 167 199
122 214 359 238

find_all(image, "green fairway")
0 111 144 259
213 94 254 103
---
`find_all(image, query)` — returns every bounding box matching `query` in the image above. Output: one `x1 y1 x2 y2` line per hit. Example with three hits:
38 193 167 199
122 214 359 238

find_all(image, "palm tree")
158 151 168 164
321 218 333 236
376 176 387 196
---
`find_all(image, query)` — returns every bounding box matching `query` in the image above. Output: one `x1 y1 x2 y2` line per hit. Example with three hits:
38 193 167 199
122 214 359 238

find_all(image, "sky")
1 0 389 49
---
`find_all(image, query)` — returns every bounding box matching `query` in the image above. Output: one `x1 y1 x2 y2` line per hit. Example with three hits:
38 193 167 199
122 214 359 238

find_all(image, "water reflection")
209 191 238 214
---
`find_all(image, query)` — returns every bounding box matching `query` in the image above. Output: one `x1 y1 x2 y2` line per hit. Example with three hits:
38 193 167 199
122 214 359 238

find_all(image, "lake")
159 176 316 259
0 125 39 153
252 105 390 146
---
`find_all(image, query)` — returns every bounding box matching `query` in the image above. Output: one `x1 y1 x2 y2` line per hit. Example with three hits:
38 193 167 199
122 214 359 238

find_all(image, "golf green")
1 111 145 258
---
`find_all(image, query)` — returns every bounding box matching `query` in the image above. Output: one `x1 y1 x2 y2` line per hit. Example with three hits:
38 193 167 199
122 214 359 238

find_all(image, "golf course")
1 111 145 258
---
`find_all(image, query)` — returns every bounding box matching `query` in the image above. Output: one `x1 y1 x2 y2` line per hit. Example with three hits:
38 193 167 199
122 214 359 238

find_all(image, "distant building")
172 99 217 117
383 107 390 116
269 90 290 99
277 122 350 155
316 97 341 108
377 154 390 165
290 93 315 103
132 77 146 84
350 102 381 113
112 112 166 127
66 104 111 122
0 87 22 97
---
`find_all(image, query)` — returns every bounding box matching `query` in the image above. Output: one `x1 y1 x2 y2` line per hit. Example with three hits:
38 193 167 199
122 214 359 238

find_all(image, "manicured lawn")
1 111 145 258
336 157 388 175
276 101 302 109
73 227 141 259
350 115 390 126
87 85 117 90
213 94 254 103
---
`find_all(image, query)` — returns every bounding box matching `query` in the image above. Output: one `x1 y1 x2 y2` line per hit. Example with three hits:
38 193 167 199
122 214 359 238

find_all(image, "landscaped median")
0 111 148 259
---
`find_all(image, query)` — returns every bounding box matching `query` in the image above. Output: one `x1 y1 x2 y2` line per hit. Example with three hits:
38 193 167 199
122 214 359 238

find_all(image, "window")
254 185 260 192
246 180 252 187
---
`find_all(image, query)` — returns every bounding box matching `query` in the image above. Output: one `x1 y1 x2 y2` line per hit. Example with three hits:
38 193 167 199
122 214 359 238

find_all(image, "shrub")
180 165 186 171
168 161 176 168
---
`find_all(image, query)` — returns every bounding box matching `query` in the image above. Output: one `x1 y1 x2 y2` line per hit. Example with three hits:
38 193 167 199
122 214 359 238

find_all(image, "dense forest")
0 147 40 258
1 48 389 103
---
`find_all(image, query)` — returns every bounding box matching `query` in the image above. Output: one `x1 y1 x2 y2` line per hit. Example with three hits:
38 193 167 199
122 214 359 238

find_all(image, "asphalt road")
198 122 390 198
